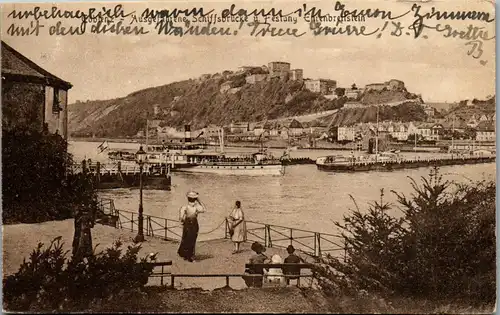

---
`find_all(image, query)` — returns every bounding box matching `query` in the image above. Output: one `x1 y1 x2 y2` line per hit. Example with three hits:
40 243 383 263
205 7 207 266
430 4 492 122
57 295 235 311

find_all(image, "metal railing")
235 220 345 259
100 202 184 241
99 198 346 259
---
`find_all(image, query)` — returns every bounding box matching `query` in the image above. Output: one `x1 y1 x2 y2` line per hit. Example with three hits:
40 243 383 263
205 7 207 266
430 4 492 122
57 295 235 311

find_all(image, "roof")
416 122 435 129
476 121 495 132
442 120 468 129
2 41 72 90
288 119 303 129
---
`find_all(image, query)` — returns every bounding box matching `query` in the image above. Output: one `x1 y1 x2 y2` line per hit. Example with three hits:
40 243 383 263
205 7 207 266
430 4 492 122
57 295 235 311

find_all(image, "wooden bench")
245 263 314 287
146 261 173 286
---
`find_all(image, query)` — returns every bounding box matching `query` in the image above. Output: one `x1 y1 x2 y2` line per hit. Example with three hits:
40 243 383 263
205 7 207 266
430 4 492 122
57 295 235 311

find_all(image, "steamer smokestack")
184 125 192 143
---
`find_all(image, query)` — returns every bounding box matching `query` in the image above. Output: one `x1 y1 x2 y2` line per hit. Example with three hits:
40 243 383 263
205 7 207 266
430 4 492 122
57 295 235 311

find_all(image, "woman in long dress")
178 190 206 262
228 200 247 254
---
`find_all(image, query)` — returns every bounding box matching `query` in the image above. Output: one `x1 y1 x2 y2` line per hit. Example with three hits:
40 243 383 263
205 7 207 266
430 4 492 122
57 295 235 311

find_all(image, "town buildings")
304 79 337 95
268 61 291 79
476 121 495 142
365 79 405 91
290 69 303 81
287 119 305 136
331 126 356 141
230 121 250 133
245 74 267 84
2 41 72 140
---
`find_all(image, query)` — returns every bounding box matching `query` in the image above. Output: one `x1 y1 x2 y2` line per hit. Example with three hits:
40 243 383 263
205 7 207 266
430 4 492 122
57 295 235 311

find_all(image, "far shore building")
246 74 267 84
365 79 405 91
268 61 291 79
201 124 222 139
254 121 272 136
229 121 249 133
2 40 72 140
287 119 305 136
345 88 362 99
304 79 337 95
331 126 355 142
290 69 304 81
476 121 496 142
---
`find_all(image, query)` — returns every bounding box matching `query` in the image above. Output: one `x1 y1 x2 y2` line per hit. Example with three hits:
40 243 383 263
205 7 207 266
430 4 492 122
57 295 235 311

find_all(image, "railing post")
171 275 175 288
131 213 134 231
161 265 164 286
164 219 168 240
96 162 101 186
314 233 317 257
117 210 122 228
264 225 268 248
290 229 293 246
225 276 230 288
267 225 272 248
315 233 321 257
150 217 154 237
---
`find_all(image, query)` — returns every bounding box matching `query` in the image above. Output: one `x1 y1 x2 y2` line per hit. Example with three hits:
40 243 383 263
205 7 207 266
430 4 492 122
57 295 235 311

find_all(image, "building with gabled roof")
476 121 495 142
2 40 72 139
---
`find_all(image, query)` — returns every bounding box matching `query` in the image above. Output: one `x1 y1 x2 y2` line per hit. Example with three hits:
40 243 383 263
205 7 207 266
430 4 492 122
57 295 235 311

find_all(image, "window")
52 88 62 114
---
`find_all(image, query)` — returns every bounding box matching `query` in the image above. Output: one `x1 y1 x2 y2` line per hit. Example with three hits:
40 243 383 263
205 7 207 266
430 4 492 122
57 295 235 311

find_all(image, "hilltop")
444 97 496 121
68 71 424 138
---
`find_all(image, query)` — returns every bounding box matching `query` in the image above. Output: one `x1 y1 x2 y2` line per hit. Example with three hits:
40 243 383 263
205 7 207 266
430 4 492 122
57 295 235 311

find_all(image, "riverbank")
70 137 449 153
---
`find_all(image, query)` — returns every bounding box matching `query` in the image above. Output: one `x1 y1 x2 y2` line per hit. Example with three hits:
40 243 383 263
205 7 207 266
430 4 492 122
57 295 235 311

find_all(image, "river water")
69 141 496 235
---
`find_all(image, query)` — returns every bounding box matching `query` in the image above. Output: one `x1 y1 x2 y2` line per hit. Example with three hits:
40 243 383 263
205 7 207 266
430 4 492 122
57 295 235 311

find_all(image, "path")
3 220 315 290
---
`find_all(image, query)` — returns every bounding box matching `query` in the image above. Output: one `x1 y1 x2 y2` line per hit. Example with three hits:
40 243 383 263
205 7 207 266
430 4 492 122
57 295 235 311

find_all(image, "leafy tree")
2 127 98 223
3 237 154 312
314 168 495 305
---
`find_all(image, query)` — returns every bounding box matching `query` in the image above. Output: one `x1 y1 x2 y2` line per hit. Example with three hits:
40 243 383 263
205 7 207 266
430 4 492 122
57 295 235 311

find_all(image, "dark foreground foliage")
2 127 99 223
314 168 495 307
3 237 154 312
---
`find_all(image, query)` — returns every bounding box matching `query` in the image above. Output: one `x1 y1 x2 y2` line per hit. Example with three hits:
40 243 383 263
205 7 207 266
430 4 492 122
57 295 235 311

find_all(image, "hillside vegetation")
360 89 421 105
69 72 423 138
445 96 496 120
322 102 427 127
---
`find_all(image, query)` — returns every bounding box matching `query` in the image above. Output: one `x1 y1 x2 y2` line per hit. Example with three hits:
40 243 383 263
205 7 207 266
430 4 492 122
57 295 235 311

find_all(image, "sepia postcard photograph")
1 0 496 313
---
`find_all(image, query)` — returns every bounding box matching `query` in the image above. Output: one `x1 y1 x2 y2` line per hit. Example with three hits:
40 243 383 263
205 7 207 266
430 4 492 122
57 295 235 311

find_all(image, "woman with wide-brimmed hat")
177 190 206 262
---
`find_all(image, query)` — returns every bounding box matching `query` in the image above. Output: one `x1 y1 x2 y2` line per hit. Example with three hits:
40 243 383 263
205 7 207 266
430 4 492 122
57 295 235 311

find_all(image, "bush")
3 237 154 312
314 168 495 304
2 127 99 223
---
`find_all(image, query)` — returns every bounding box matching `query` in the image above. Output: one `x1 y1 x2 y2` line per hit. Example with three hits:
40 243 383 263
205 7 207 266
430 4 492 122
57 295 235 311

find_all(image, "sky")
1 0 496 103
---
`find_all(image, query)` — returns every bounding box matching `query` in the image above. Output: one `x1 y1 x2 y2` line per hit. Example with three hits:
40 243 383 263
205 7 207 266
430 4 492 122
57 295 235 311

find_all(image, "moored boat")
169 151 285 176
316 152 495 172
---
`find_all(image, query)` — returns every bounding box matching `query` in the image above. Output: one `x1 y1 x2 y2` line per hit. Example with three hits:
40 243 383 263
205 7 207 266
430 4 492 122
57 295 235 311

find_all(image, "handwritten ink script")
4 2 495 65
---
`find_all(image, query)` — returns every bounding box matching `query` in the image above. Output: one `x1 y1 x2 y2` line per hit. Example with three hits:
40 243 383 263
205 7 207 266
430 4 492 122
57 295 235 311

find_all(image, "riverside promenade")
3 217 319 291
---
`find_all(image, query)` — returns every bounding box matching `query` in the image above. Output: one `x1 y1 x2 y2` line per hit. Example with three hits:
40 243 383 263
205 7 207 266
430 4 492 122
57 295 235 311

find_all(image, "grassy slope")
83 287 495 314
